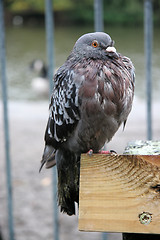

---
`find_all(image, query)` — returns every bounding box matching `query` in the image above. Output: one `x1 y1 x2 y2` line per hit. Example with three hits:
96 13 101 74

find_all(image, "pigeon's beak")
106 46 119 58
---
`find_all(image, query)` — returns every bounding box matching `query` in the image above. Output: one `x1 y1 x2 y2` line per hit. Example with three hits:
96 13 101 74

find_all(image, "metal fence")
0 0 153 240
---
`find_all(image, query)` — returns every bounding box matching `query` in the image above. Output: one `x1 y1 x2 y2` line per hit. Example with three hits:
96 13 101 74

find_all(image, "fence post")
144 0 153 140
45 1 59 240
94 0 104 32
0 1 14 240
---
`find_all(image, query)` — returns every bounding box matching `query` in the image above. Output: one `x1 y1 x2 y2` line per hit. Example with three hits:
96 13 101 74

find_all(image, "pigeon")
40 32 135 215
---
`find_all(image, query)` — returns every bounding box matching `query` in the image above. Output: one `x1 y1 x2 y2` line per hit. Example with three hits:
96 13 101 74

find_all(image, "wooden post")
79 141 160 239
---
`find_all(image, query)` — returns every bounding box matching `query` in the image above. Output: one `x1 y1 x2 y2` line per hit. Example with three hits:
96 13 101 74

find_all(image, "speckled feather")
41 32 135 215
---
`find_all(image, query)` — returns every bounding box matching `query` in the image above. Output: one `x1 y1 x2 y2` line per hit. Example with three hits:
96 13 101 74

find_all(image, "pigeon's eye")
92 40 99 48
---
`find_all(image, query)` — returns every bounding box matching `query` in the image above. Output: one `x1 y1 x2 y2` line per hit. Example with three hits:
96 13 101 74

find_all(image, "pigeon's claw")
98 150 110 154
87 149 93 156
98 150 117 154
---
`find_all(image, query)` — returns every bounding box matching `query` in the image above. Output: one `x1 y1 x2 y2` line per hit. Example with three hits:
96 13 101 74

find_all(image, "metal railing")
144 0 153 140
0 0 14 239
45 1 59 240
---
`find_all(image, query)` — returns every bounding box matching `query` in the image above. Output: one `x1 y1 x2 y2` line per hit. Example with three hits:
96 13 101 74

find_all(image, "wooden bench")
79 140 160 240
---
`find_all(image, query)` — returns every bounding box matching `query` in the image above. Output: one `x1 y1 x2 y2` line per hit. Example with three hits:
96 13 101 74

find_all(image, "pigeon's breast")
66 80 120 153
77 90 119 152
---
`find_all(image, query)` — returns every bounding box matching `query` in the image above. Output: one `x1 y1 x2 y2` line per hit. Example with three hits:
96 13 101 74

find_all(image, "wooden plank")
79 154 160 234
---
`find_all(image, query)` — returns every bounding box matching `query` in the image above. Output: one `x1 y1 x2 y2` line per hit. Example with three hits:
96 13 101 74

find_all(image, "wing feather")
45 67 81 147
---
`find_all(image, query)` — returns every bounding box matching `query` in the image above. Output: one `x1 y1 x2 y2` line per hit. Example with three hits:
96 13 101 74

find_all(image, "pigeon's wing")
113 55 135 128
49 68 81 143
40 67 81 170
121 55 135 129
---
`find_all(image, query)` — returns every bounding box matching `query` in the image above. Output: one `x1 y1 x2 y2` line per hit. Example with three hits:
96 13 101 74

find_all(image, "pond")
1 25 160 100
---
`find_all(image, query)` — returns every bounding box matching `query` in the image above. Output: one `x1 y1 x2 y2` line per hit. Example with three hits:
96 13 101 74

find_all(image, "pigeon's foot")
87 149 117 155
99 150 117 154
99 150 110 154
87 149 93 156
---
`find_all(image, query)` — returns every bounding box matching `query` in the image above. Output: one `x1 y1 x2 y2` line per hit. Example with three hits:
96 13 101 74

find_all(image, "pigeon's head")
72 32 118 61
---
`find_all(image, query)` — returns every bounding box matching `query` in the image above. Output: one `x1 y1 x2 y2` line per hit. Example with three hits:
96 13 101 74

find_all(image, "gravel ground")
0 97 160 240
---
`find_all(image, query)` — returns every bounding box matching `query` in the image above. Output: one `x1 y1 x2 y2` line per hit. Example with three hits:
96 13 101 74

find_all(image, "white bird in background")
30 59 49 96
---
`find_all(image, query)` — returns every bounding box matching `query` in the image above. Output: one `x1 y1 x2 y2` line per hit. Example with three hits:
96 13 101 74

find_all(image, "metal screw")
139 212 152 225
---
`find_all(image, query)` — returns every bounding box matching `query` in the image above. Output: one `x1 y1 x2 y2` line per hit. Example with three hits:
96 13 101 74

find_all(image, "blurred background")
0 0 160 240
2 0 160 100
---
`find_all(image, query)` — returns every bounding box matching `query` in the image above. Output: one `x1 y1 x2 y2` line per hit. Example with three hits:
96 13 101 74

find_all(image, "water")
1 25 160 100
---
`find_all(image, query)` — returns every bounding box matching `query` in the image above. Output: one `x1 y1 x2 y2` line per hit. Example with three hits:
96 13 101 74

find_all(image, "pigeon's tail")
39 145 56 172
56 149 80 215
